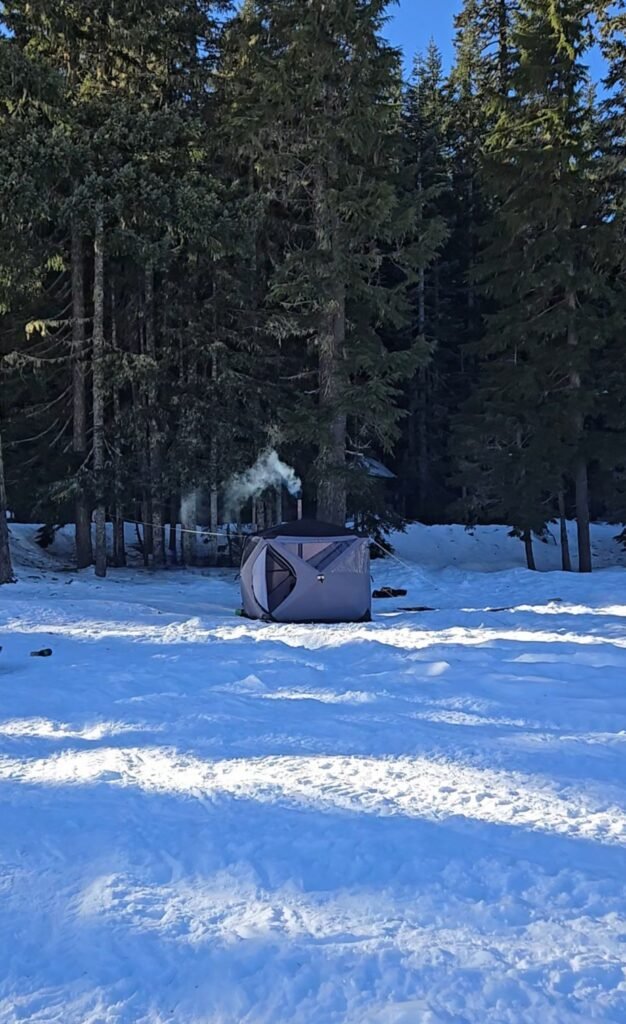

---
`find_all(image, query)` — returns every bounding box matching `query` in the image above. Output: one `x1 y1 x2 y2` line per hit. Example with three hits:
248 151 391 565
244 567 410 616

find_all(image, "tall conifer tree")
398 44 451 517
225 0 417 526
456 0 520 95
456 0 617 570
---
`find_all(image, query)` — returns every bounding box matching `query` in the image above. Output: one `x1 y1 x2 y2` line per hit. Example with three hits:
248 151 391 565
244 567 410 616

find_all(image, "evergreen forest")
0 0 624 579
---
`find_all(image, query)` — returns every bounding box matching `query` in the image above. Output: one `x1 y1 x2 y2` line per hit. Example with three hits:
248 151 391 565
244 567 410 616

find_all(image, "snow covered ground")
1 523 625 1023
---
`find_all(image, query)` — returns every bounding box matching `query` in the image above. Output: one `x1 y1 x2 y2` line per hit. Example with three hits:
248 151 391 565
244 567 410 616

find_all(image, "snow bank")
8 518 626 576
391 520 626 572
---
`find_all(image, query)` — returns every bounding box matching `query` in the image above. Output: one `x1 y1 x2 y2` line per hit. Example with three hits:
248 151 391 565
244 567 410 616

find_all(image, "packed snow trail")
0 524 626 1023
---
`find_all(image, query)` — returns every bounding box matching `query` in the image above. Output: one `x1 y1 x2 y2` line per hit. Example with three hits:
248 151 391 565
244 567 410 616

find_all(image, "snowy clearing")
0 524 625 1023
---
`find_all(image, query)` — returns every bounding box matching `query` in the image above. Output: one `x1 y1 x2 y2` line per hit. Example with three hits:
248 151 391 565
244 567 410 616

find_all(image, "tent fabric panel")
271 536 357 556
271 571 371 623
280 541 350 567
269 540 371 623
308 540 354 572
302 543 331 561
251 546 269 614
265 546 297 613
297 542 332 563
324 538 370 574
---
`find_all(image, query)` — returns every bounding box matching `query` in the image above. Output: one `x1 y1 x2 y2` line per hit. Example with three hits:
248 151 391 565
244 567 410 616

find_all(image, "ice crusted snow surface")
1 524 626 1023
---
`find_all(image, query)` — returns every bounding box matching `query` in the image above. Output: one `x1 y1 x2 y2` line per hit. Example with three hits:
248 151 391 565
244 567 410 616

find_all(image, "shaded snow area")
1 525 626 1023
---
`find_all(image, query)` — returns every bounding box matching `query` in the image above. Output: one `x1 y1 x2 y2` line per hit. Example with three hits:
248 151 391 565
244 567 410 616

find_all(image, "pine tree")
70 226 93 567
425 2 495 521
1 0 235 570
0 435 13 584
593 0 626 530
455 0 521 96
398 43 451 518
92 211 107 577
599 0 625 214
225 0 418 526
0 39 63 578
456 0 617 570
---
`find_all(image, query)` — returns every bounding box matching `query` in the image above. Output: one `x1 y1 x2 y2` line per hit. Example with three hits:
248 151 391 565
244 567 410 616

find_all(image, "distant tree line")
0 0 624 580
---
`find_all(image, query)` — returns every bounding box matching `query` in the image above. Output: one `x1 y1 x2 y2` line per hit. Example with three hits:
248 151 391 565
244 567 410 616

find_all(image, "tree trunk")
467 175 475 323
497 0 509 95
575 461 592 573
181 491 197 566
71 225 93 568
0 433 14 584
417 369 430 517
405 376 419 519
207 350 219 564
558 489 572 572
92 213 107 578
208 466 219 566
566 283 591 574
416 219 428 515
523 529 536 571
259 499 269 533
418 264 426 338
135 294 152 566
314 164 347 528
145 263 165 569
275 486 283 526
316 280 347 526
113 508 125 569
416 169 429 517
169 495 178 563
111 279 126 568
141 492 152 566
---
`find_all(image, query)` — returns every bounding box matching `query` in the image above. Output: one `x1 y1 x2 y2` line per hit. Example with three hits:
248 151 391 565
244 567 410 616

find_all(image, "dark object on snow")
30 648 52 657
261 519 358 539
373 587 407 599
35 525 60 549
239 519 371 623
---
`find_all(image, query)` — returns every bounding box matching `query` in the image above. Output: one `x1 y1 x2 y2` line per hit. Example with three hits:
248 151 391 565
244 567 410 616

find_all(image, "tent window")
266 546 297 612
301 542 331 563
307 540 353 571
328 539 368 573
282 542 327 562
280 540 357 570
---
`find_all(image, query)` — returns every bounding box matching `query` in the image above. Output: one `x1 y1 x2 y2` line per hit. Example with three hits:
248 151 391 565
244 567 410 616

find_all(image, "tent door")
251 547 270 614
265 546 297 613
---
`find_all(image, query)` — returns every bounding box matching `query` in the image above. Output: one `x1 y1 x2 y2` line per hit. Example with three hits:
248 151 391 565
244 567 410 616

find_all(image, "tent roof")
259 518 359 539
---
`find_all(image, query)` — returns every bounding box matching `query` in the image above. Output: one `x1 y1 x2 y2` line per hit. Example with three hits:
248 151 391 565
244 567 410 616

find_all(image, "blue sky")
385 0 460 72
385 0 606 82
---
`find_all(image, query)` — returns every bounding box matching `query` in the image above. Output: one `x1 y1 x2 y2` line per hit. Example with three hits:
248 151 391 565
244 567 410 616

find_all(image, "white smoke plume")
180 490 198 529
225 449 301 518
